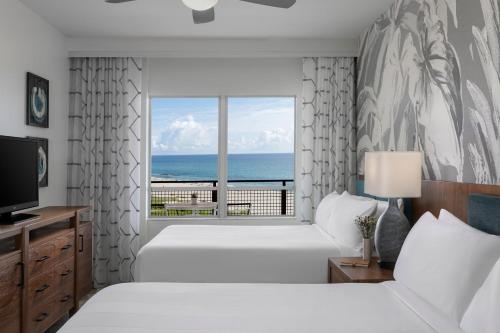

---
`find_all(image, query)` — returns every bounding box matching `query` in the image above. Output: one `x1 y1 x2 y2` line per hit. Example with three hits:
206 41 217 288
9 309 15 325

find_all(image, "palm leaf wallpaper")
357 0 500 185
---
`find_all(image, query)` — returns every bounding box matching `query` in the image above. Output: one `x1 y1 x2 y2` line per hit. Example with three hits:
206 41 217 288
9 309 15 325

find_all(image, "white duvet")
59 282 463 333
136 224 347 283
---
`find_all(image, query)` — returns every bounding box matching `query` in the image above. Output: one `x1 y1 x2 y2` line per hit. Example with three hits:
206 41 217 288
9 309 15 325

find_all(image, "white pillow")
326 191 377 252
461 257 500 333
439 209 486 234
314 191 339 230
394 211 500 322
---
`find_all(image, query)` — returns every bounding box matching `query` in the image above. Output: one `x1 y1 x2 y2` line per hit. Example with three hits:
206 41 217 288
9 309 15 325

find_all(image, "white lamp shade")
182 0 218 11
364 151 422 198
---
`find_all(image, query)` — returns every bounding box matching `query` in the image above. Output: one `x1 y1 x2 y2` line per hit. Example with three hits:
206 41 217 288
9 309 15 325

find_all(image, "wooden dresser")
0 206 91 333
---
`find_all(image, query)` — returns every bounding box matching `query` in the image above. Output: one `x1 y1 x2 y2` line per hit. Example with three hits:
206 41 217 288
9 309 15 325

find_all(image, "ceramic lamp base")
374 198 411 268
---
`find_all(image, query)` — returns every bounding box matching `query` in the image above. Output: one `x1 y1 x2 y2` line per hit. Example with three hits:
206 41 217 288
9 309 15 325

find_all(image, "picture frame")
27 137 49 188
26 72 49 128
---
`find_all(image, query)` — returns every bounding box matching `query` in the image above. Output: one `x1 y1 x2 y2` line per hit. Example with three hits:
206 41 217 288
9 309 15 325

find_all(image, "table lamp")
364 151 422 269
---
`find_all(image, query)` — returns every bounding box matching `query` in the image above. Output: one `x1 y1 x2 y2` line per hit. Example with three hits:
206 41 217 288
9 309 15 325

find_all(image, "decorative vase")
363 238 372 261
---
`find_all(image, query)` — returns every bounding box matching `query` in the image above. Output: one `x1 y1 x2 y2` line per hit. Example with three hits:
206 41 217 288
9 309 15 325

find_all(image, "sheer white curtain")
300 57 357 223
67 57 142 287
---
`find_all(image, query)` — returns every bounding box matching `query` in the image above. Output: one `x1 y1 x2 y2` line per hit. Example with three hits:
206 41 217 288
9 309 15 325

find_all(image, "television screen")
0 136 39 215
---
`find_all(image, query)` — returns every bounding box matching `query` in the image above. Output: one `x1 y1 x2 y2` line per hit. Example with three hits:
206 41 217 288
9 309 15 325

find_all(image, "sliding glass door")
150 97 219 217
149 96 295 219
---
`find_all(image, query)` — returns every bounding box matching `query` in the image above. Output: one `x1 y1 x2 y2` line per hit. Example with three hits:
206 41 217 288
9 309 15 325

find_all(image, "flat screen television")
0 135 39 224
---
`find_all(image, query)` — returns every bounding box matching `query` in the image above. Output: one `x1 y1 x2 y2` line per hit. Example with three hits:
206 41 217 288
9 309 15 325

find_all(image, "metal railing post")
281 180 287 215
212 181 217 203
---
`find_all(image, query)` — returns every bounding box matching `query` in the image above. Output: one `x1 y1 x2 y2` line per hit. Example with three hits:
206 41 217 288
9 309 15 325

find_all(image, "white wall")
143 57 303 241
0 0 68 207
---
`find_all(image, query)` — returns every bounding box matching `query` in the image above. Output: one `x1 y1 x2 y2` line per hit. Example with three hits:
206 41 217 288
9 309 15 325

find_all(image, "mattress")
135 224 346 283
59 282 463 333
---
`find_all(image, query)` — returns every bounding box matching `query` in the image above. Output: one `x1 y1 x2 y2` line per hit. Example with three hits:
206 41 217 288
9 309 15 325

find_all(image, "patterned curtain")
300 57 357 223
67 58 142 287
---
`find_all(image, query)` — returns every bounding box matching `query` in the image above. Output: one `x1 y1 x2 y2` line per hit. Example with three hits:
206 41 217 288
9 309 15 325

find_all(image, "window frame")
147 94 297 220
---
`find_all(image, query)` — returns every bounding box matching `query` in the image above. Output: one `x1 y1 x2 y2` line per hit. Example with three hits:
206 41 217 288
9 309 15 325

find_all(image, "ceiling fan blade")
192 7 215 24
106 0 136 3
240 0 296 8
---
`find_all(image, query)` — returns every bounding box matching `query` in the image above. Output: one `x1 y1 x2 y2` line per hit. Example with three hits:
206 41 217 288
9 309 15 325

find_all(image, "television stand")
0 206 91 332
0 212 39 224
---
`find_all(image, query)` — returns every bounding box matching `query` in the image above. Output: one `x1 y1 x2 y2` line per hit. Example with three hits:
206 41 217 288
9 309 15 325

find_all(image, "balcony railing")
150 179 294 217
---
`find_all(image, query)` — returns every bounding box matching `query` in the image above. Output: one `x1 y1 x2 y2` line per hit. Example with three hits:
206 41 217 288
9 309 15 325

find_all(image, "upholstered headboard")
410 180 500 228
359 177 500 232
469 194 500 236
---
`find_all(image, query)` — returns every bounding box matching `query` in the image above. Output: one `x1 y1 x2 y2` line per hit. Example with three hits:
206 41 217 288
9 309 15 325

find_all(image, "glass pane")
150 97 219 217
227 97 295 216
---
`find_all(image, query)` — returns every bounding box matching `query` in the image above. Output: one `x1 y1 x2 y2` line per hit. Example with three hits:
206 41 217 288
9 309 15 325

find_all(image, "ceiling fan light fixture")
182 0 218 11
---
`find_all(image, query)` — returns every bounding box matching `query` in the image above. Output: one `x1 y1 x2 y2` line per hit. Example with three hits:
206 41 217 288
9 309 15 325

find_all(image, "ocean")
152 153 294 183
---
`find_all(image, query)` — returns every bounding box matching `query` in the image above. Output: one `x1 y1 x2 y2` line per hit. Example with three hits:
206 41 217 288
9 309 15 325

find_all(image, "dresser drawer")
56 282 75 315
0 252 22 309
29 229 75 276
0 252 22 333
28 241 56 276
28 269 56 307
27 283 74 333
27 299 61 333
54 258 75 287
55 230 75 263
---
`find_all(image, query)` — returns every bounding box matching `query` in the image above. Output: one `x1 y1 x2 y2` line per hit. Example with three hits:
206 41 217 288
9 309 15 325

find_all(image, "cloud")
151 107 295 155
228 128 293 153
152 115 217 154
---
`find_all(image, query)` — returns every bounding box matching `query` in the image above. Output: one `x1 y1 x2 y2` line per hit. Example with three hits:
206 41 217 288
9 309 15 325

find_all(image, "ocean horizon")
152 153 294 183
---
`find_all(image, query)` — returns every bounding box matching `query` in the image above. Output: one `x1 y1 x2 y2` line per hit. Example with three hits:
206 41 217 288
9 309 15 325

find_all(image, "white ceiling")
20 0 393 39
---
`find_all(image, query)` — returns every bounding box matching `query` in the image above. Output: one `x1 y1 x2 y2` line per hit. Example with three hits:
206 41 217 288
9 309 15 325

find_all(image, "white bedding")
136 224 348 283
59 282 463 333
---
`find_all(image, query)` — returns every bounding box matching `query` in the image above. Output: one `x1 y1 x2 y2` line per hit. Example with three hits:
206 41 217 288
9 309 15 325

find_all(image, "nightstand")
328 257 394 283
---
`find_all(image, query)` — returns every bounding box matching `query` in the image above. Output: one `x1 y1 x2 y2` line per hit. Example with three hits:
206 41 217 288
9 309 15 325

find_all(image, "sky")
151 97 295 155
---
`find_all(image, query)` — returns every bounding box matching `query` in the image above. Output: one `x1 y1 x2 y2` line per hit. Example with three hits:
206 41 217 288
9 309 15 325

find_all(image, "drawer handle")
79 234 84 252
36 256 50 263
60 295 71 303
35 284 50 293
17 262 24 288
61 269 73 277
35 312 49 322
61 244 72 251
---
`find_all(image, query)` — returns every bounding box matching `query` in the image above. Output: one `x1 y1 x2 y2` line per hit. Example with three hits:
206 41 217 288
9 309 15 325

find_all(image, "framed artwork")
28 137 49 188
26 72 49 128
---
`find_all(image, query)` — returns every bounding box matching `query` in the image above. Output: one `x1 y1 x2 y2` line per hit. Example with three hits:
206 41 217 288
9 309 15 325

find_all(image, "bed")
57 281 461 333
136 192 384 283
60 193 500 333
136 224 347 283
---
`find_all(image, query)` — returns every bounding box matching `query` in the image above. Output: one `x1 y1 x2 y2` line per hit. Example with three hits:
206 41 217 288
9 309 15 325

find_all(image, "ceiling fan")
105 0 296 24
